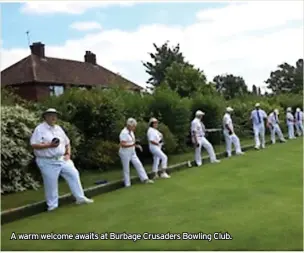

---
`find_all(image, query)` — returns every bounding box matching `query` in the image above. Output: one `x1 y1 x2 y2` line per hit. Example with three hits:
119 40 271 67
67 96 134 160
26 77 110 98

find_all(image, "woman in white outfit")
147 118 171 179
119 118 154 187
286 107 296 139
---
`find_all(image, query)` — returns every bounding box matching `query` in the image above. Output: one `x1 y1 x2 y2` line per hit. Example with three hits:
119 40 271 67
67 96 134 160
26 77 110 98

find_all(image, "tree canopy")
213 74 248 99
265 58 303 94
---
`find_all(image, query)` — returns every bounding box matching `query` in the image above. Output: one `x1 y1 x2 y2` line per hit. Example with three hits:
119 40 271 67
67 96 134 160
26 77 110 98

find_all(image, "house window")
49 85 64 96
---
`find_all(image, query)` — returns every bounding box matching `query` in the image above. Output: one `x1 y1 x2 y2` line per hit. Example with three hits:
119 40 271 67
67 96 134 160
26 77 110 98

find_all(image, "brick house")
1 42 143 101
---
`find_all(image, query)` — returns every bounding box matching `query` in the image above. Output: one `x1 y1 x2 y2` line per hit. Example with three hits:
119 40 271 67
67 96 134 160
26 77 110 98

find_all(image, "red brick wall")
12 83 38 101
35 83 50 101
9 82 50 101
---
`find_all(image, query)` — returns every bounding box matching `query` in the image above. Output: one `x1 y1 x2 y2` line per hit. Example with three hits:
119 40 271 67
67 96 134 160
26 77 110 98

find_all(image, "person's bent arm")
31 143 52 149
120 141 135 148
150 140 159 146
65 144 71 155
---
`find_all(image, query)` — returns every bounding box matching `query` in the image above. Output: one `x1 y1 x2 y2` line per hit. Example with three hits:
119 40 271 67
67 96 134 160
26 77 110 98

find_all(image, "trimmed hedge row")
1 87 302 194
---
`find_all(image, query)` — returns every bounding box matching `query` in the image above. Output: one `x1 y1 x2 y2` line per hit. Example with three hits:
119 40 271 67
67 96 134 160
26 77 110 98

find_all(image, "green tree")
258 87 261 96
213 74 248 99
252 84 257 95
143 41 186 86
163 62 210 97
265 59 303 94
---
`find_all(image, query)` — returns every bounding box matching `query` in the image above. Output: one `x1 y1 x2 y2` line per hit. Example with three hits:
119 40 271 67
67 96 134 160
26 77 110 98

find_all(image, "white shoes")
76 197 94 205
153 174 159 180
160 172 171 179
211 159 221 163
47 206 58 212
145 179 154 184
236 152 245 155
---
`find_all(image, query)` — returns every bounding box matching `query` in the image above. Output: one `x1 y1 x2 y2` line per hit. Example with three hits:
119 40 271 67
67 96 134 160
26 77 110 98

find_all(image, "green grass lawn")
1 138 302 250
1 138 254 211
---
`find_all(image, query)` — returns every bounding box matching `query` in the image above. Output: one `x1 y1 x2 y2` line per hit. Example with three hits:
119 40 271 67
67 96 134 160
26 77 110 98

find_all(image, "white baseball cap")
274 109 279 114
226 107 234 112
195 110 205 116
255 103 260 107
287 107 292 112
296 108 301 112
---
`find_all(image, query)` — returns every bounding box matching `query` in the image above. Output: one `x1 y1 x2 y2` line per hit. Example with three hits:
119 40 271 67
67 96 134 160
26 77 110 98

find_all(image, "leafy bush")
1 105 40 194
42 88 124 141
59 120 85 161
78 140 120 171
101 88 152 121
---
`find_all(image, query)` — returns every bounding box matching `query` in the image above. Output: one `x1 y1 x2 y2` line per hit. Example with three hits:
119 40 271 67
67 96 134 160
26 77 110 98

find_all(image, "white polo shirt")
250 109 267 126
286 112 294 124
223 113 234 132
295 111 303 123
119 127 135 151
191 118 205 138
268 112 279 125
30 122 70 158
147 127 163 146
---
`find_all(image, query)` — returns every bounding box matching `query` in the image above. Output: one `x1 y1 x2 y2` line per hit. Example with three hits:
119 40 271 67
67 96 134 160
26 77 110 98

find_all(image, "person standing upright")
267 109 286 144
295 108 304 136
147 117 170 179
286 107 296 139
119 118 154 187
223 107 245 157
191 110 220 166
250 103 268 149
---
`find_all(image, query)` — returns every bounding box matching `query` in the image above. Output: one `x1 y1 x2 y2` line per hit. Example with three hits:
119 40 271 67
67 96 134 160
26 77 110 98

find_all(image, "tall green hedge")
1 88 302 194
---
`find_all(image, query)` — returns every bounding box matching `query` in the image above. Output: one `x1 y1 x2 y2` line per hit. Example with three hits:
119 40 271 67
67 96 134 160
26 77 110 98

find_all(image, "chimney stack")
30 42 45 58
84 51 96 65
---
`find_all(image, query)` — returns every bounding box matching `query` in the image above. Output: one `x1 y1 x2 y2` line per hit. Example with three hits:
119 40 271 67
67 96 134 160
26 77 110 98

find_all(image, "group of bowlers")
30 105 303 211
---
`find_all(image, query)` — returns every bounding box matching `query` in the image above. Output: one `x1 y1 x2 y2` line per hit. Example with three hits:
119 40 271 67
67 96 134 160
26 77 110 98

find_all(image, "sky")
1 1 303 92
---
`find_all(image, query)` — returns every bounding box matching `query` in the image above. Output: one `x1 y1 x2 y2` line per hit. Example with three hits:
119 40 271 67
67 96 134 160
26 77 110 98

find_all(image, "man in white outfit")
223 107 245 157
119 118 154 187
191 110 220 166
30 108 93 212
286 107 296 139
294 108 304 136
147 118 170 179
267 109 286 144
250 103 268 149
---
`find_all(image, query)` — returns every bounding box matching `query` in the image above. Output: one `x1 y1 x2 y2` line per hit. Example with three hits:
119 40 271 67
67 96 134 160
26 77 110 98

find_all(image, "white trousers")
119 149 149 187
295 122 304 136
223 131 242 156
149 145 168 173
36 158 86 210
287 123 295 139
270 124 284 143
253 124 265 148
194 136 217 166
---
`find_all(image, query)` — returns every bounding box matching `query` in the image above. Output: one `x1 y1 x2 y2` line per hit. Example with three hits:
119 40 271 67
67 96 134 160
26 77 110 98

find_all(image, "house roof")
1 54 143 91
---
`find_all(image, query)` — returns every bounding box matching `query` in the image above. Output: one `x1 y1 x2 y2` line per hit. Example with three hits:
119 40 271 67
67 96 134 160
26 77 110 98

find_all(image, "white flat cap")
149 117 158 125
195 110 205 116
296 108 301 112
42 108 59 115
274 109 279 114
255 103 260 107
226 107 234 112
